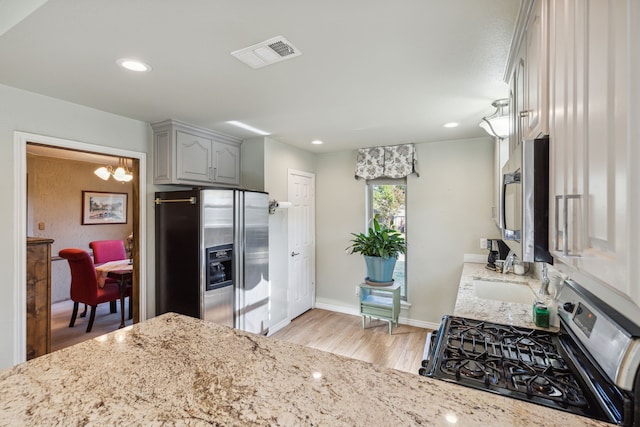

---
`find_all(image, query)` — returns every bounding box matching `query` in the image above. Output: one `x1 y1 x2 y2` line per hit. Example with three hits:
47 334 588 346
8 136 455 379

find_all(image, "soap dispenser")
534 263 567 329
545 271 568 329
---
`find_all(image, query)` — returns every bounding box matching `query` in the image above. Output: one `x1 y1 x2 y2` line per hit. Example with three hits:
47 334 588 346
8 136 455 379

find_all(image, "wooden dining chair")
89 239 132 318
59 248 123 332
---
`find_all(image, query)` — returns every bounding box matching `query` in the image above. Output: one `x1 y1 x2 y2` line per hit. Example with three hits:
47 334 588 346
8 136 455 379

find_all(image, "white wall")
315 138 499 326
263 137 317 329
315 150 366 308
0 83 152 369
406 138 499 322
240 138 265 191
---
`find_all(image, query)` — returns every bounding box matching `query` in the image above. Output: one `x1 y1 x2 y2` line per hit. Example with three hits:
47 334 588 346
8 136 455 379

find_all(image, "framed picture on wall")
82 191 127 225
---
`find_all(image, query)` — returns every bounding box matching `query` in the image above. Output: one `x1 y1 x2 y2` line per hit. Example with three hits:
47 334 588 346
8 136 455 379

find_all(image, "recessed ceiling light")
227 120 270 136
443 122 460 128
311 140 323 145
116 58 152 72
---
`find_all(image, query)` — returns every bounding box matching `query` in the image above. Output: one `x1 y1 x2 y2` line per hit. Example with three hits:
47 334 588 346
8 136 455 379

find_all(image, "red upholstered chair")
89 240 132 319
59 248 122 333
89 240 127 264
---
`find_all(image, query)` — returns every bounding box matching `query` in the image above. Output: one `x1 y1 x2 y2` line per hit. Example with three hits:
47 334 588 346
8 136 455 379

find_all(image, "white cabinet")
507 0 549 153
522 0 548 139
510 51 526 157
152 119 241 186
548 0 635 302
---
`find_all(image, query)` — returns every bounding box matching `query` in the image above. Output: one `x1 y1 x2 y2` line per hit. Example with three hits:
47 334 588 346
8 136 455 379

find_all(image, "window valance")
354 144 419 180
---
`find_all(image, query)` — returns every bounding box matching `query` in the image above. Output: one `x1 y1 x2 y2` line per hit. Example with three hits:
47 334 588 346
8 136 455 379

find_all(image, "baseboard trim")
267 318 291 336
314 302 440 330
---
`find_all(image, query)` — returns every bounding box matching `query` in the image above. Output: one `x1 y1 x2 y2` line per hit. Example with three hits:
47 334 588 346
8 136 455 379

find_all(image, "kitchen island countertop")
0 312 609 426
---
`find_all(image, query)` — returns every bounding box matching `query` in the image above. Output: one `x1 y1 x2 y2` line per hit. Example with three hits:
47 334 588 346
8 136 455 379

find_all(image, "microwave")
501 136 552 263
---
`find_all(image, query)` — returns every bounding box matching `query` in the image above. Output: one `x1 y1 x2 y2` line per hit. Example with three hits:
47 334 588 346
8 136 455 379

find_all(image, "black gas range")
419 279 640 425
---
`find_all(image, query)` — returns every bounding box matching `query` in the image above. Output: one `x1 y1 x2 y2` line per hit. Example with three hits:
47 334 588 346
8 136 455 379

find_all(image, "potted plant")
346 218 406 284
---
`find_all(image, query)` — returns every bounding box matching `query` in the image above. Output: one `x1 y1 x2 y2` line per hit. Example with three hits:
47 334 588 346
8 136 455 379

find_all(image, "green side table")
359 282 401 334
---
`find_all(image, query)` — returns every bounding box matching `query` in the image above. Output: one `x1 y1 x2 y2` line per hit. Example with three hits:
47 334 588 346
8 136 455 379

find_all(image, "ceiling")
1 0 520 153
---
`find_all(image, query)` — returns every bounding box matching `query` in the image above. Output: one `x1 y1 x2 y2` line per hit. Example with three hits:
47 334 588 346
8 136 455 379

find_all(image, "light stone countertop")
0 312 610 426
453 262 559 332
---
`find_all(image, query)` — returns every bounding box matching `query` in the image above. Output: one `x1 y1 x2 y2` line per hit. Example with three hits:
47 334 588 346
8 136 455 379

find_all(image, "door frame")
287 169 316 320
13 131 147 364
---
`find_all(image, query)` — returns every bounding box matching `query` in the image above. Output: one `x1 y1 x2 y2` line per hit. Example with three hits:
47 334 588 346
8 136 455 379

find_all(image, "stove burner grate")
506 362 589 408
437 317 590 411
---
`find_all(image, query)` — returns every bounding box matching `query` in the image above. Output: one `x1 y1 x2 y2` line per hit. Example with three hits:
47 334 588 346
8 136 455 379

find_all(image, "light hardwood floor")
51 299 133 352
271 309 431 374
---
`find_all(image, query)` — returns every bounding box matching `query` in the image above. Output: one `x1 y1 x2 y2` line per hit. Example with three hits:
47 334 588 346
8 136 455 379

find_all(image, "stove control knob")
562 302 576 313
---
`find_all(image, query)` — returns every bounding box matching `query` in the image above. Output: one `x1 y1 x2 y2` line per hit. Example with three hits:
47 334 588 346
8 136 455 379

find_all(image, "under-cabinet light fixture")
227 120 270 136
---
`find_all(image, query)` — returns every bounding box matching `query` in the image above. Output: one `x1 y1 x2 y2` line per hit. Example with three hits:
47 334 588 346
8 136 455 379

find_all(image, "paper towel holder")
268 200 292 214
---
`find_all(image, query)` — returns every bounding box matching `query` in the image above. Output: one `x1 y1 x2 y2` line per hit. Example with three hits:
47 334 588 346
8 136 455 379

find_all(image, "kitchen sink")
473 279 535 305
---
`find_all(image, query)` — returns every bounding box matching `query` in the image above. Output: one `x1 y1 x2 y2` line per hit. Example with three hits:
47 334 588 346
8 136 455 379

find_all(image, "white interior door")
288 169 315 320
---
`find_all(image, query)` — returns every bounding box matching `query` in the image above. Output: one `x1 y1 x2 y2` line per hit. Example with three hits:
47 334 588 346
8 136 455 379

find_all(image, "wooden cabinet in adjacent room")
26 237 53 360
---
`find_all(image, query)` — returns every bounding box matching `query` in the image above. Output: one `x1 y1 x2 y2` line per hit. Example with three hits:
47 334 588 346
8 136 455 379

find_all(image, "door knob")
291 251 300 257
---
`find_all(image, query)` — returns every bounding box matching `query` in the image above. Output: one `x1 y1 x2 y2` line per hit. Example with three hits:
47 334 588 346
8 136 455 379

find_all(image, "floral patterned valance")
354 144 419 180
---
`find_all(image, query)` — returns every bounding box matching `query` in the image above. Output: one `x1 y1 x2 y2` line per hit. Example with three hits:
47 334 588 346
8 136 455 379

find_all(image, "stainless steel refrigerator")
155 188 270 335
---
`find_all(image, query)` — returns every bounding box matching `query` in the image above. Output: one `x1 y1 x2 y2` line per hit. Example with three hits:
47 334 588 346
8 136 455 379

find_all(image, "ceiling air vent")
231 36 302 69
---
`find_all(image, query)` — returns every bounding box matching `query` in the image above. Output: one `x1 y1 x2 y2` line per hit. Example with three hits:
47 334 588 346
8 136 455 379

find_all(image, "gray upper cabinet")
213 141 240 185
152 119 241 186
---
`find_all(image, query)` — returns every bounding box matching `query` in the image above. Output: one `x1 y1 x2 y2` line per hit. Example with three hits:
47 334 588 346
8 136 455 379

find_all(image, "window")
367 178 407 300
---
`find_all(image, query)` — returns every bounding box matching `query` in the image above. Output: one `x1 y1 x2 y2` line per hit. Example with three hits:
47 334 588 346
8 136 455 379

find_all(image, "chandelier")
94 158 133 182
479 99 509 139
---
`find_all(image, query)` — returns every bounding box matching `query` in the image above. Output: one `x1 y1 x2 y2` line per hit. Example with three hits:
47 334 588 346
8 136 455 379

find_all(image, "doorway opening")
14 131 147 363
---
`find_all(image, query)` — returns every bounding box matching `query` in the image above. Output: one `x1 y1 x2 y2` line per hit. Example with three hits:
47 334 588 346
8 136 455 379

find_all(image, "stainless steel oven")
420 279 640 425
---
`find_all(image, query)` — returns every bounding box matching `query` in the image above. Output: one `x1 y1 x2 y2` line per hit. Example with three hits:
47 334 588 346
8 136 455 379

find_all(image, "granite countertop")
454 262 559 331
0 312 609 426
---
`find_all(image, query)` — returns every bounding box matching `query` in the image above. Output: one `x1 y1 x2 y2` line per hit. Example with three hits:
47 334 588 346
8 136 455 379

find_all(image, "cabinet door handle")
208 166 213 181
291 251 300 257
562 194 568 255
565 195 582 257
519 110 530 118
554 195 563 252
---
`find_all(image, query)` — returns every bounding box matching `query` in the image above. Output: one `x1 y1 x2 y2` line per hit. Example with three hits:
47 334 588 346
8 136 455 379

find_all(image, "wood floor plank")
271 309 431 374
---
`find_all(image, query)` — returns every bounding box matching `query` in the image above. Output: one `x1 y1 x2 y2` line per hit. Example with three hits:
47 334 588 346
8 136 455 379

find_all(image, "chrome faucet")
539 263 551 296
503 250 516 274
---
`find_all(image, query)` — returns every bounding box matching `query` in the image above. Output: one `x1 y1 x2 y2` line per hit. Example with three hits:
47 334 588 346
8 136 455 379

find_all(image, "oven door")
418 318 447 377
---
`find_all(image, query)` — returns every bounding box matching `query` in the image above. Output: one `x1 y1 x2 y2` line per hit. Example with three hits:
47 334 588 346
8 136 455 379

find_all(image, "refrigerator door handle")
154 197 197 205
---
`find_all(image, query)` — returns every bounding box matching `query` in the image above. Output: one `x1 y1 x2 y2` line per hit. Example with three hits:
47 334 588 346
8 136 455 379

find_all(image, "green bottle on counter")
533 301 550 328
